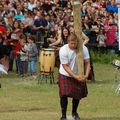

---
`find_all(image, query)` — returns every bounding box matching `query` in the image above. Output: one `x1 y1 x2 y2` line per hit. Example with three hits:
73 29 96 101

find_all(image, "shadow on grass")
0 107 47 113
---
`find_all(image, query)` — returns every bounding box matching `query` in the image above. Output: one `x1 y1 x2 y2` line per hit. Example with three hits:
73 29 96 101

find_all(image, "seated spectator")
106 0 118 13
61 27 70 45
81 4 88 17
28 0 36 12
47 24 61 47
41 0 52 13
14 5 24 21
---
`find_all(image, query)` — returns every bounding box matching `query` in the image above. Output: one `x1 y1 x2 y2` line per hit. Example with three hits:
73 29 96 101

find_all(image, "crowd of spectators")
0 0 119 77
82 0 118 52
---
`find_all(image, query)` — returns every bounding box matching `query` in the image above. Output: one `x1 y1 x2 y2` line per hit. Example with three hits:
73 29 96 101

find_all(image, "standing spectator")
48 15 56 37
82 15 91 37
33 14 48 43
0 16 9 71
89 17 99 46
27 35 38 78
97 29 106 47
22 11 34 34
19 33 28 77
104 19 117 47
9 20 21 73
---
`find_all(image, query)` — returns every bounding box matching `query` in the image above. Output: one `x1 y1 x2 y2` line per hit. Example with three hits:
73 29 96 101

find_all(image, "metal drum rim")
42 48 55 51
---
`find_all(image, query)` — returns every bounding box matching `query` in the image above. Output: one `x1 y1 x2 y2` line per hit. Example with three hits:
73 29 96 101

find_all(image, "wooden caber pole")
72 0 84 76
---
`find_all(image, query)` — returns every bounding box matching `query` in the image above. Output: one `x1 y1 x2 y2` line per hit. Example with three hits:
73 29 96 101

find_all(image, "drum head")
42 48 54 51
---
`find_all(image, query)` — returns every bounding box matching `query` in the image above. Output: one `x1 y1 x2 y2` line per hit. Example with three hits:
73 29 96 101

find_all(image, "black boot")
72 99 80 120
72 113 80 120
60 96 68 120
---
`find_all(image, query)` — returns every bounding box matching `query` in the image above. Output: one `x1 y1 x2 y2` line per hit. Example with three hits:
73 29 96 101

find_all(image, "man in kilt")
58 33 90 120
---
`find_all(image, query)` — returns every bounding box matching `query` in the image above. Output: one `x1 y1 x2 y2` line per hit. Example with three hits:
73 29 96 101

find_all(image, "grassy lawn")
0 62 120 120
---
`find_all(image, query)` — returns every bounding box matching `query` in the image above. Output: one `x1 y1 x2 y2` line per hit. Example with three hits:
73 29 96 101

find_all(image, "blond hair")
67 33 81 53
67 33 79 42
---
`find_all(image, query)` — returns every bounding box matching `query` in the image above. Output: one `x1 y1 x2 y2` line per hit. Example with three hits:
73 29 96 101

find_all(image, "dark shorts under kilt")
58 73 88 100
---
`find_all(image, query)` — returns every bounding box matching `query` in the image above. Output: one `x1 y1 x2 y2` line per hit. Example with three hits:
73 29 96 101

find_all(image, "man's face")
68 40 78 50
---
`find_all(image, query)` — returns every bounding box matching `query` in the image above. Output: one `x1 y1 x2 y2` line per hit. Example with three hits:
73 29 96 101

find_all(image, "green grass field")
0 63 120 120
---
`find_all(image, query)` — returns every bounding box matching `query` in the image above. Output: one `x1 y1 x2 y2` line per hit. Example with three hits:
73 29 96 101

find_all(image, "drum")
39 48 55 73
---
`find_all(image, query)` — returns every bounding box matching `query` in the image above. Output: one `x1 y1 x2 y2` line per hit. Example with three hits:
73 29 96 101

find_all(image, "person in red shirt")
9 20 21 74
0 16 9 72
0 17 6 39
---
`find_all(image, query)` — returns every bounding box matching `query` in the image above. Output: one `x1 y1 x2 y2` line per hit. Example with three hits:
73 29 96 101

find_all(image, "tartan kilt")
58 73 88 100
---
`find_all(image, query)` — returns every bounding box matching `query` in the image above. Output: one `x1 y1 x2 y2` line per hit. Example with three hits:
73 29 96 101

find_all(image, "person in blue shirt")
33 14 48 31
106 0 118 13
33 14 48 48
14 5 24 21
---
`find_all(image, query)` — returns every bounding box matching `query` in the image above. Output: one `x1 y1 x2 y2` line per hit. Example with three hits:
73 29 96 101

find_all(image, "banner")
116 0 120 50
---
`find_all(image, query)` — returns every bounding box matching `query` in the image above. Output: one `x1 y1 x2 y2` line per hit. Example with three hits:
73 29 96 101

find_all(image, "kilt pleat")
58 73 88 100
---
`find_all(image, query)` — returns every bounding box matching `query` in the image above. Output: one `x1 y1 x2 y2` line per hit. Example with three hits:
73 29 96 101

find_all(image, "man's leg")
60 96 68 119
72 99 80 120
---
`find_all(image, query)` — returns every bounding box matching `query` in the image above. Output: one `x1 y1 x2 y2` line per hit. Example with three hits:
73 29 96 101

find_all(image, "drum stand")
38 70 55 84
38 48 55 84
